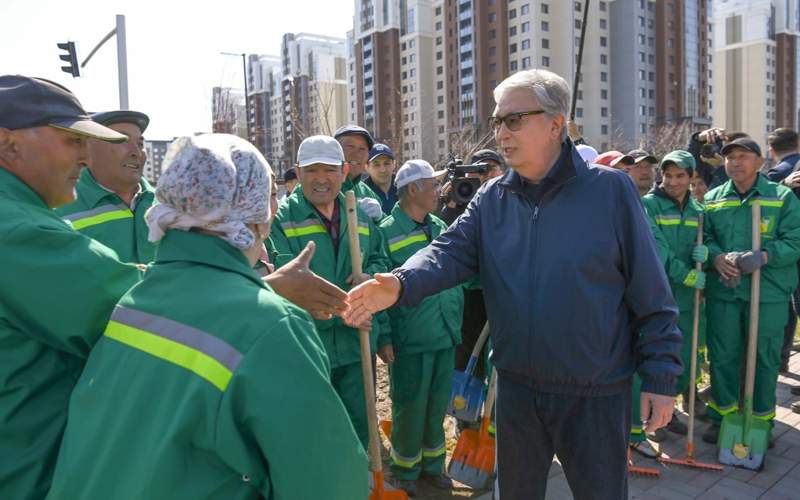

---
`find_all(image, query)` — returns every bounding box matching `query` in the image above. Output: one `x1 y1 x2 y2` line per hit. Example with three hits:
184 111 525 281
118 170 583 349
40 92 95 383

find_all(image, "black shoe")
702 424 720 445
421 473 453 490
647 428 668 442
667 412 688 435
780 359 790 374
791 386 800 396
769 432 776 449
792 401 800 414
394 479 417 497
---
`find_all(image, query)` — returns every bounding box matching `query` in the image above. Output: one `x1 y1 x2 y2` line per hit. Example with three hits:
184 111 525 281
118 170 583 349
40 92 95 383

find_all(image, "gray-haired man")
346 69 682 499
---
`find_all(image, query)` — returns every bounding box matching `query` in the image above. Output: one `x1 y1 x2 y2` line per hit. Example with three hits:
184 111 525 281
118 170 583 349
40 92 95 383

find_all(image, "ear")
0 128 20 166
342 161 350 179
294 165 301 179
552 114 566 140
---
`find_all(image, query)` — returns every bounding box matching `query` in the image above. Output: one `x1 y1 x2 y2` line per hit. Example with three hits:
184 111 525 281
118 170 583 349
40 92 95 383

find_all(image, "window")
402 71 407 80
639 52 645 62
640 105 646 116
599 1 607 11
667 39 674 48
541 3 549 14
600 36 607 47
600 19 607 29
574 1 581 11
510 60 518 71
649 72 654 82
600 54 607 64
435 6 441 15
489 29 496 39
437 110 444 119
510 43 518 53
522 22 530 32
436 66 443 75
639 88 646 98
576 107 583 118
522 39 530 50
401 57 407 65
509 26 517 36
509 9 516 19
542 56 550 67
601 107 608 117
601 89 608 100
600 72 607 82
542 38 549 49
436 51 442 60
489 12 496 22
435 21 442 30
436 80 443 89
648 89 654 99
521 4 529 14
601 125 609 135
649 107 655 117
541 21 549 31
639 16 645 27
575 19 582 29
436 36 442 46
409 68 416 77
437 96 444 104
489 46 496 55
522 57 531 69
638 34 646 44
489 63 496 72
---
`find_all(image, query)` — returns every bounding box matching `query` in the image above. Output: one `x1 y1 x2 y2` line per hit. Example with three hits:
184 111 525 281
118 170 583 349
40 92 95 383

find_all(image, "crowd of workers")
1 67 800 500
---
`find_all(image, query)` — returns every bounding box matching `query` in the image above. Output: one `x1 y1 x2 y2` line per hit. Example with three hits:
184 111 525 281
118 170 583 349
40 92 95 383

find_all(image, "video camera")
444 155 488 206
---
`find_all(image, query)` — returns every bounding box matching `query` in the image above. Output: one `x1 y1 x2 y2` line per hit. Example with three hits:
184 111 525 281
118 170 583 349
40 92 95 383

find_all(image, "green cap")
659 150 696 171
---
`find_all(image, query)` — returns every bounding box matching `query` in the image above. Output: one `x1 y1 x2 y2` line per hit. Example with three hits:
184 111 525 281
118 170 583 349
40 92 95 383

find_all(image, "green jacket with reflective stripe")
46 230 368 500
703 173 800 303
379 203 464 354
343 174 385 213
642 187 704 312
55 167 157 264
0 168 141 500
268 190 392 368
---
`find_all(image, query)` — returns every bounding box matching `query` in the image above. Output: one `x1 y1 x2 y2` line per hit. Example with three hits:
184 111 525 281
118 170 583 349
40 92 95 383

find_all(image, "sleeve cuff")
640 378 678 397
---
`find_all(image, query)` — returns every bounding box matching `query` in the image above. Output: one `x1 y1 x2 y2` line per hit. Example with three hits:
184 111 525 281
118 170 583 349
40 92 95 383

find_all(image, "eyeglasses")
488 110 547 132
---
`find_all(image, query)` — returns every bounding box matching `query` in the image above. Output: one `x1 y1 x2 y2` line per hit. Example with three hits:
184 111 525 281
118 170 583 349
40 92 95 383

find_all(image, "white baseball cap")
297 135 344 168
395 159 447 189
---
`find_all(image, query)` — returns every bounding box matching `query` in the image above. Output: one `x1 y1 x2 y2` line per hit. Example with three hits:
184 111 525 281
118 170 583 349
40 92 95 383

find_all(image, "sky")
1 0 354 139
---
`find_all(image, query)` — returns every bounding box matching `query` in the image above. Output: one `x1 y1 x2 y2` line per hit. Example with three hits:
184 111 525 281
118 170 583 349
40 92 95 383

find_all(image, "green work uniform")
379 203 463 480
703 174 800 423
343 174 384 213
56 168 157 264
46 230 368 500
642 187 706 395
0 168 141 500
268 190 391 450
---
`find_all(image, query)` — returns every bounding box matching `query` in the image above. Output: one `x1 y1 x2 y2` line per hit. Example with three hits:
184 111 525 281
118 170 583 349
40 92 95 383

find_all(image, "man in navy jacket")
346 69 682 500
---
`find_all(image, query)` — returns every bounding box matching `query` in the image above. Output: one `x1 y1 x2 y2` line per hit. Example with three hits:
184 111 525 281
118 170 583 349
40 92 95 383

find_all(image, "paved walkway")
472 351 800 499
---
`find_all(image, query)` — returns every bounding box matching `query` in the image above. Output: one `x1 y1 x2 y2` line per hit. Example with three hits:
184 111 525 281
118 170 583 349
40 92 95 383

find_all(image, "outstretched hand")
344 272 402 326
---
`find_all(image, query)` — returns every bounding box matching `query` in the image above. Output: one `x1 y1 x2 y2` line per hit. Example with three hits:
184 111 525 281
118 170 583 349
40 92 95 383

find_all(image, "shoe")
630 439 661 459
702 424 720 445
769 432 776 449
666 412 688 435
647 428 668 442
791 386 800 396
421 473 453 490
792 401 800 414
394 479 417 497
780 359 790 374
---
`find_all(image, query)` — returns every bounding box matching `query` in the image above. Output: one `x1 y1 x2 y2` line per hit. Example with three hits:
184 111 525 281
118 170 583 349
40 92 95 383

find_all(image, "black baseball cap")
627 149 658 164
470 149 504 165
721 137 762 157
91 110 149 133
334 124 374 149
0 75 127 142
283 168 297 182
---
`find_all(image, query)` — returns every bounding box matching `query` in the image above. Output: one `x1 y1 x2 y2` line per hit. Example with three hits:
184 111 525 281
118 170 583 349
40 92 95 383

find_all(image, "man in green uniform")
47 134 367 500
56 110 156 263
378 159 458 496
642 150 708 436
334 124 385 219
0 75 142 500
269 135 392 450
701 138 800 444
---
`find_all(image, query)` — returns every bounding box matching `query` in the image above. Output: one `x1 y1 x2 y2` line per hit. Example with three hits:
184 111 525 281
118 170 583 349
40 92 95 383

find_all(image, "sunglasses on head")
488 110 546 132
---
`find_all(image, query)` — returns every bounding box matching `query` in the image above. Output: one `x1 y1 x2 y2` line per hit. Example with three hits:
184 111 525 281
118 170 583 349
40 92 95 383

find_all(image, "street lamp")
221 52 251 140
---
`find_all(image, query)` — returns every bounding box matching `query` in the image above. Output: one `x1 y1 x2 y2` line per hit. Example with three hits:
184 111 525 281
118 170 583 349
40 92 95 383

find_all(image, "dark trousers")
782 287 800 365
496 374 629 500
454 288 489 379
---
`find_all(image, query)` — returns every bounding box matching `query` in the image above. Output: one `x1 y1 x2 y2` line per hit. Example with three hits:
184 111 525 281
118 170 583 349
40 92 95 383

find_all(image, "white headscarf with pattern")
145 134 273 250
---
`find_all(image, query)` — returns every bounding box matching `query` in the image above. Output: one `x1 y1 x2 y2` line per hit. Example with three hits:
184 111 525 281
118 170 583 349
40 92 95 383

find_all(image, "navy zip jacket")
393 140 682 397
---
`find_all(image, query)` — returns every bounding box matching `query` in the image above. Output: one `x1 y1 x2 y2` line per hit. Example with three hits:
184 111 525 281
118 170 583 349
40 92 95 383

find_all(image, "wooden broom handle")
743 202 761 405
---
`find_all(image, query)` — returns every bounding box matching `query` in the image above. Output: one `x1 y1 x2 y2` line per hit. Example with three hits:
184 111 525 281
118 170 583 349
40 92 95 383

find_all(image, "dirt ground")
375 359 488 500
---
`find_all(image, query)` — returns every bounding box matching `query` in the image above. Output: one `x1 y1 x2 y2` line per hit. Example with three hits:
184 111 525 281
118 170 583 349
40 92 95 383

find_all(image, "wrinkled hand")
692 244 709 263
714 253 741 281
358 197 384 220
345 273 402 326
640 392 675 433
378 344 395 364
734 250 767 274
783 170 800 188
265 241 348 320
682 270 706 290
699 153 724 168
698 127 726 144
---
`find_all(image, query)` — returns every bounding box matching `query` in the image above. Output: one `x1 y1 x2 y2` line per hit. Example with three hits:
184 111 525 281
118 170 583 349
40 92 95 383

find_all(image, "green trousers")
675 300 707 395
706 299 787 423
630 374 645 443
389 347 454 480
331 362 369 451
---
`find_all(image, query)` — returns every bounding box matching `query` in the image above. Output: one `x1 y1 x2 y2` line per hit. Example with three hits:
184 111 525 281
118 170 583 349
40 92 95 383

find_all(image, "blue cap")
91 110 150 133
369 143 394 162
334 124 374 149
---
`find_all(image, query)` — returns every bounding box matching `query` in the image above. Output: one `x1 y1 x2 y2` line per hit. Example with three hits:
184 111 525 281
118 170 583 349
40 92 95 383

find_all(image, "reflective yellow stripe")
358 226 370 236
390 449 422 468
389 233 428 253
630 427 644 435
684 220 699 227
422 444 446 458
284 224 327 237
753 411 776 421
705 200 740 211
71 210 133 230
707 400 738 416
105 320 233 391
655 216 681 226
759 200 784 208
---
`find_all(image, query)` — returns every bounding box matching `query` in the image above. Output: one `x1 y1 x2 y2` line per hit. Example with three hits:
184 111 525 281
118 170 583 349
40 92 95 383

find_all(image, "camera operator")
438 149 504 225
687 127 749 190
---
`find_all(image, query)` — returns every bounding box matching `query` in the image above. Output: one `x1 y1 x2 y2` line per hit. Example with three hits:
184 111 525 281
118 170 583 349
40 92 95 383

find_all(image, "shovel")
448 322 491 422
345 191 408 500
659 214 724 472
718 201 770 471
448 367 497 489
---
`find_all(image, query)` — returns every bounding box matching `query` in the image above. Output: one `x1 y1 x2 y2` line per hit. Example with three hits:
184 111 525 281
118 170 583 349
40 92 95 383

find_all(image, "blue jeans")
495 373 630 500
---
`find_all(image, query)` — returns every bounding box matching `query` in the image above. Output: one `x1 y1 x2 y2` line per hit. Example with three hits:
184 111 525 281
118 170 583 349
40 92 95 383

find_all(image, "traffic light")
57 42 80 77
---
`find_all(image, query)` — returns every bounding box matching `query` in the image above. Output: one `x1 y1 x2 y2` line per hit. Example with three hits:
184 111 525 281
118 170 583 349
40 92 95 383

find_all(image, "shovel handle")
743 202 761 417
687 214 704 450
484 368 498 422
345 191 382 471
470 322 491 360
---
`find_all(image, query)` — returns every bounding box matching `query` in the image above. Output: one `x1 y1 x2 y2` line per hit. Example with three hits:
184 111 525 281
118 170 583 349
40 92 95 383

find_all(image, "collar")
498 139 579 194
363 175 396 196
652 185 697 211
154 229 266 289
76 168 155 208
0 167 50 208
342 174 365 192
291 189 347 221
719 172 770 199
779 152 800 164
390 203 433 234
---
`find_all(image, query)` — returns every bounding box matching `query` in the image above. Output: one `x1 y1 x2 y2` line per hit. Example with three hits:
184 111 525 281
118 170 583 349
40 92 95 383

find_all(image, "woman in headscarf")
47 134 368 500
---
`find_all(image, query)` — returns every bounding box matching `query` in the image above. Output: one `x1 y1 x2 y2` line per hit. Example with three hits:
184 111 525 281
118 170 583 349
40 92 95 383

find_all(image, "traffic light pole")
77 14 129 109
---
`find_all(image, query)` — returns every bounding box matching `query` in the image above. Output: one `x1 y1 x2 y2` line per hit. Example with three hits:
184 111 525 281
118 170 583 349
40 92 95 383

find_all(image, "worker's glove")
358 197 384 221
719 274 741 289
692 245 709 263
682 270 706 290
734 250 767 275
